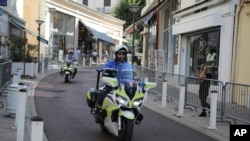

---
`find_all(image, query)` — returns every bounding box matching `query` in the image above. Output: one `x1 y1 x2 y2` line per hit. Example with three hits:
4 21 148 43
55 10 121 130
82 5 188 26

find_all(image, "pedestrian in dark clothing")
199 64 211 117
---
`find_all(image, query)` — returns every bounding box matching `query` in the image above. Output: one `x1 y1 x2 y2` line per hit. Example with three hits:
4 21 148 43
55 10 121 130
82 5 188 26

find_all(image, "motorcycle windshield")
116 63 134 84
116 63 140 99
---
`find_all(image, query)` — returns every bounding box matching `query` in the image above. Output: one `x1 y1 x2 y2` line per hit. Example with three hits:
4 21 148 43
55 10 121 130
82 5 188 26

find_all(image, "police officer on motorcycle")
97 44 129 106
60 49 77 78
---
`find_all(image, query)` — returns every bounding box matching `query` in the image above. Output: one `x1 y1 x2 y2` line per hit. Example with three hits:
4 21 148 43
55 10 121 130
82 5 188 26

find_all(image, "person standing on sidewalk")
198 64 211 117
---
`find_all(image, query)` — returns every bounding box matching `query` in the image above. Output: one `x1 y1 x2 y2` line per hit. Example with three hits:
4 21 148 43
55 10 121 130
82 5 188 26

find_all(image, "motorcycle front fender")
119 110 135 120
65 71 70 74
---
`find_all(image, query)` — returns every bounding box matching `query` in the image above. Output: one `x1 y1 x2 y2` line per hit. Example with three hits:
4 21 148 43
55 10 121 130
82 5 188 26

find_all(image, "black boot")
199 111 206 117
72 73 75 78
94 109 100 123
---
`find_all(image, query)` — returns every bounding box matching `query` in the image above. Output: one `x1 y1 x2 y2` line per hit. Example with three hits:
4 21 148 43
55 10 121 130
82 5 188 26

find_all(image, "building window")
83 0 88 6
188 29 220 79
104 0 111 6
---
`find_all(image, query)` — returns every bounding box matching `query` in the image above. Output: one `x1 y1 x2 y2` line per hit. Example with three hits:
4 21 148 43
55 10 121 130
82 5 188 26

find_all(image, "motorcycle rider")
97 44 128 105
94 44 128 122
60 49 77 78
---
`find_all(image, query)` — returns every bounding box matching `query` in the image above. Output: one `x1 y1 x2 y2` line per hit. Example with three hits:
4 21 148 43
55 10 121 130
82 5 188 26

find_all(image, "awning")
9 17 38 37
80 20 115 45
136 0 168 25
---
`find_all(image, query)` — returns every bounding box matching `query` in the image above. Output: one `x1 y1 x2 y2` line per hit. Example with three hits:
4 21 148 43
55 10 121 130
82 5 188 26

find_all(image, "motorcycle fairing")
115 89 144 108
118 110 135 120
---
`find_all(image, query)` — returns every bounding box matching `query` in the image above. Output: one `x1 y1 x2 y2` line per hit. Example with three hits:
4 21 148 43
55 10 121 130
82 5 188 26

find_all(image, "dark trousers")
97 85 112 105
199 83 210 112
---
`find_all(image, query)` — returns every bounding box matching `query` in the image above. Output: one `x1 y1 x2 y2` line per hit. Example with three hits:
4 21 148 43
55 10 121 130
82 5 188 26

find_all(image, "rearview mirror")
144 82 157 91
102 77 118 87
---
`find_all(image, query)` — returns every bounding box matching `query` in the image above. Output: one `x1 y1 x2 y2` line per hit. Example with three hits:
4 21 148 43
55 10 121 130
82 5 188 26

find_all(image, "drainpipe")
231 1 243 82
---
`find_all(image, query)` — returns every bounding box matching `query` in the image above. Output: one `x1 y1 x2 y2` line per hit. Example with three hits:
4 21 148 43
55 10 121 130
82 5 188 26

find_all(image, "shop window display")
189 30 220 80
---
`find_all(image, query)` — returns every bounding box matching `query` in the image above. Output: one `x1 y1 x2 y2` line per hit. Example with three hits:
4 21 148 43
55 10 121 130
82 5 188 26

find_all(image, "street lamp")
128 5 140 65
36 19 44 73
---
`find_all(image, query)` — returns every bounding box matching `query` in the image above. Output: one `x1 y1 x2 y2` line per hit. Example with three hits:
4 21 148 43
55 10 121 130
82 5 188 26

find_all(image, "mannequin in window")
206 49 216 65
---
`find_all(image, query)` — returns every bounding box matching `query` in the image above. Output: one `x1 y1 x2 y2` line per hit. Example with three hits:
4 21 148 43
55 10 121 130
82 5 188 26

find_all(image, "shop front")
173 1 237 83
49 11 75 62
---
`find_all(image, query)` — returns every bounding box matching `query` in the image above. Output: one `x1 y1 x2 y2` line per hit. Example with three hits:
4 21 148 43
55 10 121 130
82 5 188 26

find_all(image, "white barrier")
14 83 27 128
161 81 167 110
208 90 218 129
31 116 44 141
6 84 19 115
16 89 27 141
177 85 185 117
143 77 149 102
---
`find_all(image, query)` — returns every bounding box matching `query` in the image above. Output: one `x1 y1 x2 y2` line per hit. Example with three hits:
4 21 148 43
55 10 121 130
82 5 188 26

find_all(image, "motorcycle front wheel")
65 74 69 83
118 118 134 141
100 121 108 132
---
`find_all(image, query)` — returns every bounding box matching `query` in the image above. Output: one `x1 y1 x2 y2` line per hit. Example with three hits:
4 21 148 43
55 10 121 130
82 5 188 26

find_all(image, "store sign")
0 0 7 6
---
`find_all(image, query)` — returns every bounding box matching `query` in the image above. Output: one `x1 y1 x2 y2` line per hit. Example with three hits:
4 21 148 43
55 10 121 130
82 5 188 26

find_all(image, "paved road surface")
34 69 217 141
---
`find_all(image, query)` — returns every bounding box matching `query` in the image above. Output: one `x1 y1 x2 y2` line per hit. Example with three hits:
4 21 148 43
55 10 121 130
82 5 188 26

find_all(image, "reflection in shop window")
188 30 220 79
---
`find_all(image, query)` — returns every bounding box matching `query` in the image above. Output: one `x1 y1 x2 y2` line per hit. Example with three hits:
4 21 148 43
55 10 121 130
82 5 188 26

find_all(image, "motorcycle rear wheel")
118 118 134 141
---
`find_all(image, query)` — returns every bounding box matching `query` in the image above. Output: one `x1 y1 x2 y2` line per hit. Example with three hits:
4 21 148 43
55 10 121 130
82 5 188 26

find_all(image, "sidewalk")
0 64 103 141
144 93 229 141
0 64 229 141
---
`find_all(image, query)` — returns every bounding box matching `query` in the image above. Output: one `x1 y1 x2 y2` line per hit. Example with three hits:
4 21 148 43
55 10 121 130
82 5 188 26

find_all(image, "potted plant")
9 37 38 78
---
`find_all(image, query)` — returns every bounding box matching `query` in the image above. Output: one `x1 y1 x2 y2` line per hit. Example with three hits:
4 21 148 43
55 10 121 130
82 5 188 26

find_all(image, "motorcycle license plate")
65 71 70 74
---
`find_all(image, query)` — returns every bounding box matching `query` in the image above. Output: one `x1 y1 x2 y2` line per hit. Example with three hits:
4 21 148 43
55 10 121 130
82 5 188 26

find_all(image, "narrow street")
34 69 216 141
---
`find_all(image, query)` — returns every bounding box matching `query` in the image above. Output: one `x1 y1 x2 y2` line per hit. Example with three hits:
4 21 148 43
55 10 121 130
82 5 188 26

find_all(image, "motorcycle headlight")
116 95 128 106
133 98 143 107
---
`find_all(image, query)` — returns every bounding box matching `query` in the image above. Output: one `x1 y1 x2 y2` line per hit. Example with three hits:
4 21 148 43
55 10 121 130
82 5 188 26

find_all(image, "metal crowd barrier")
134 66 250 124
223 82 250 124
185 76 224 118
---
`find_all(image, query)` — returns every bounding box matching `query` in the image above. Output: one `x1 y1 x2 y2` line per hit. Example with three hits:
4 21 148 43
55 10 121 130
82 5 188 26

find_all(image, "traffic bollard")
89 58 92 66
143 77 148 102
17 68 22 82
14 83 28 128
177 85 185 117
82 58 85 67
161 81 167 110
16 89 27 141
208 90 218 130
6 84 19 116
31 116 44 141
13 73 19 85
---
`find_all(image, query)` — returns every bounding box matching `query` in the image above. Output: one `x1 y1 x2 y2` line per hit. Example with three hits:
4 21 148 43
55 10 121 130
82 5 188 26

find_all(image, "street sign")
37 36 48 44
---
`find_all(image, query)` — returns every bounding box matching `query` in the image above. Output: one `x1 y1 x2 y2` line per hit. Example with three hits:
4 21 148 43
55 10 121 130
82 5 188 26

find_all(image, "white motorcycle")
86 63 156 141
60 60 77 83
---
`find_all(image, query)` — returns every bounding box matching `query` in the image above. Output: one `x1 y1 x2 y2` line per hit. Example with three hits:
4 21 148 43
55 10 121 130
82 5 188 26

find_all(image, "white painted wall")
16 0 23 18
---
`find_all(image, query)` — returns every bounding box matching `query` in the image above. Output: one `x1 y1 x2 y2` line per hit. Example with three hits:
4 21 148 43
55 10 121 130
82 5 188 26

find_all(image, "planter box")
11 62 38 78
